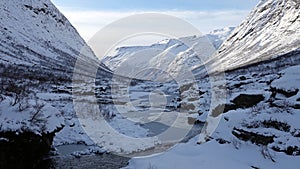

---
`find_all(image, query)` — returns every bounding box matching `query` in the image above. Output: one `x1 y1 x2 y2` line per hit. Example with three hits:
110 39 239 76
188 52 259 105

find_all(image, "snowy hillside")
0 0 111 167
0 0 110 142
102 28 233 80
205 0 300 72
0 0 108 72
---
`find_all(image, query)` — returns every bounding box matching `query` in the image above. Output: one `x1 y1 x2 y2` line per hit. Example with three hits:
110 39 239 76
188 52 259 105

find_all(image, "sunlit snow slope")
205 0 300 72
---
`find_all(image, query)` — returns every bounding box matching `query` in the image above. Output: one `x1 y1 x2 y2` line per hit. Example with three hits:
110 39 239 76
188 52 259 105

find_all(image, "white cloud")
57 8 251 42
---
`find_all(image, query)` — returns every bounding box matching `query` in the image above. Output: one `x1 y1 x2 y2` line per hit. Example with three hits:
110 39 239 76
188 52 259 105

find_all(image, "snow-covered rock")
271 65 300 94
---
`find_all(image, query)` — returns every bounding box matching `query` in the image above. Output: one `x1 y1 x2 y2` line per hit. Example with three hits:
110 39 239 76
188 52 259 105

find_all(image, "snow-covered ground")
124 137 300 169
0 97 64 134
123 60 300 169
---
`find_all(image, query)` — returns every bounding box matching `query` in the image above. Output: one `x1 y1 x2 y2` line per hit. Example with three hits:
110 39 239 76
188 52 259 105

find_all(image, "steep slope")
205 0 300 72
0 0 114 135
0 0 108 78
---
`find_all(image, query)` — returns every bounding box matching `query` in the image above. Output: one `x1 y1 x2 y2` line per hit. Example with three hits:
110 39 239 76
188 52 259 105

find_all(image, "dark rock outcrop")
272 146 300 156
210 94 265 117
232 128 274 145
231 94 264 108
246 120 291 132
0 127 63 169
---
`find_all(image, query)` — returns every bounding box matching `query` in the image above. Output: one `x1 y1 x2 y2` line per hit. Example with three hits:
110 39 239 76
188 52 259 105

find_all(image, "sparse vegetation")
245 119 291 132
232 127 275 145
30 98 46 124
18 98 30 112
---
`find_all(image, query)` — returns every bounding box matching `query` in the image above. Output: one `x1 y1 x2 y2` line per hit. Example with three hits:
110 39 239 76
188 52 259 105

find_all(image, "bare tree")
30 98 46 123
7 81 29 106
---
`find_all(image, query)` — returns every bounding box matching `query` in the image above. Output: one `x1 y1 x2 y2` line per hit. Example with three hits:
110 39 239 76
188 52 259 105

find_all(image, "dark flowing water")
41 153 130 169
56 144 89 156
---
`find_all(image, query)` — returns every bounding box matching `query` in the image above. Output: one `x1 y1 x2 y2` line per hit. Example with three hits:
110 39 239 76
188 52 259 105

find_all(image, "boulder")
231 94 264 108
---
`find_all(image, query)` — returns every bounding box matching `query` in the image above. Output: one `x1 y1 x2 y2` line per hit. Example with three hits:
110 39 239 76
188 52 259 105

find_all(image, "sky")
51 0 260 45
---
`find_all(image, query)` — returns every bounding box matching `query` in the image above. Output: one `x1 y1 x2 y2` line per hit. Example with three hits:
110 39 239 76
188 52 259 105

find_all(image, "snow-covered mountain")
204 0 300 72
0 0 114 136
102 28 234 80
206 27 235 49
0 0 109 78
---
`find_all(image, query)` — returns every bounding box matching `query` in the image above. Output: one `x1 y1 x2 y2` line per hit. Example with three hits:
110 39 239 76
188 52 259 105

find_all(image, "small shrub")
6 81 30 106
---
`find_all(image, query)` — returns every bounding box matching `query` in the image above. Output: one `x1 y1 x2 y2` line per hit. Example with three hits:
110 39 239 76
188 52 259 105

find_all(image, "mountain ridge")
101 27 234 80
204 0 300 72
